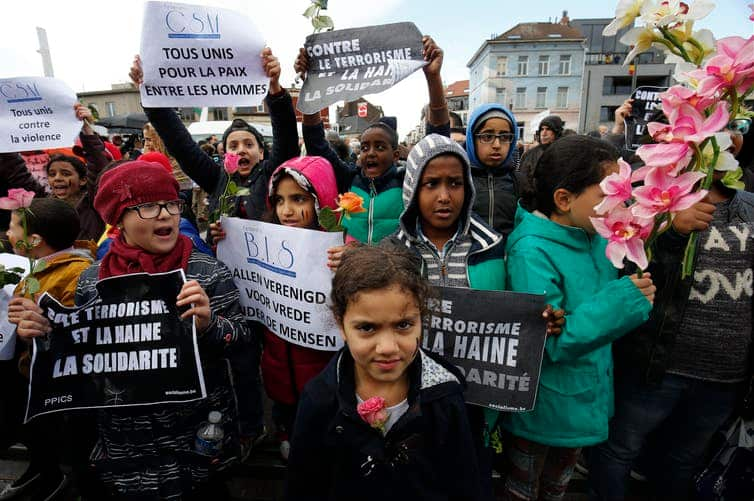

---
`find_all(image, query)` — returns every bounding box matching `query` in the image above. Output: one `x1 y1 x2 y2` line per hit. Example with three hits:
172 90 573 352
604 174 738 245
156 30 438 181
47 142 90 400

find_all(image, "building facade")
572 18 674 133
467 17 586 141
77 83 142 120
446 79 470 126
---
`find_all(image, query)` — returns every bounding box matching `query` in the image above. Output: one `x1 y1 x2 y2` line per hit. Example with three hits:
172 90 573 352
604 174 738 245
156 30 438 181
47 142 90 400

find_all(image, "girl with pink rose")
287 244 486 500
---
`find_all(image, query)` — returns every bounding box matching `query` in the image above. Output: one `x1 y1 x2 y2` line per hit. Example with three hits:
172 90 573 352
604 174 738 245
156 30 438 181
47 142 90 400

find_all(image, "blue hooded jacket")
464 103 522 236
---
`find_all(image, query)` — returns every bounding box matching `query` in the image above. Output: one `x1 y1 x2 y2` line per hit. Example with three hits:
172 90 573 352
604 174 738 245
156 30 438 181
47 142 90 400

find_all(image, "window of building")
538 55 549 76
179 108 196 121
536 87 547 108
496 88 507 106
515 87 526 109
556 87 568 108
212 107 229 121
600 105 619 123
235 106 255 114
559 55 572 75
496 56 508 76
517 56 528 76
517 121 525 139
105 102 116 117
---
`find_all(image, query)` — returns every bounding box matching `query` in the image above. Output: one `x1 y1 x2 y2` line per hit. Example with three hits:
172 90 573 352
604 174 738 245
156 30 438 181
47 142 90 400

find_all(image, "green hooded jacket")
501 206 651 447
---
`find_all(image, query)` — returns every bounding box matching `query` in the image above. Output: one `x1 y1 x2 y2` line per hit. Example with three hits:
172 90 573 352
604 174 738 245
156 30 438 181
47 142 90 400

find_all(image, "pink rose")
357 396 388 429
0 189 36 210
224 152 240 175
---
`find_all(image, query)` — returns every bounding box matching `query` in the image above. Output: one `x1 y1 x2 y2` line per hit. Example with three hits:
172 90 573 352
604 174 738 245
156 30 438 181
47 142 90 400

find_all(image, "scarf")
99 233 193 279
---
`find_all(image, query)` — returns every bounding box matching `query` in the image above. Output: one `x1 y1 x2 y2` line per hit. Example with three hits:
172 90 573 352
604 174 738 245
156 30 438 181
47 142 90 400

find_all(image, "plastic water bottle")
195 411 224 456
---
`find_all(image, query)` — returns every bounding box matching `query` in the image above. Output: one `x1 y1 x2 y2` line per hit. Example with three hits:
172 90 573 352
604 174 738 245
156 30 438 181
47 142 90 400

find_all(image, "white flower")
603 0 646 36
640 0 715 28
666 53 699 84
621 26 657 64
706 133 740 172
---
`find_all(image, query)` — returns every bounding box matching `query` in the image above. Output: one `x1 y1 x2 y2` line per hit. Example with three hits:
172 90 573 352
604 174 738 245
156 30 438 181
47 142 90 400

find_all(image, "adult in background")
518 115 564 195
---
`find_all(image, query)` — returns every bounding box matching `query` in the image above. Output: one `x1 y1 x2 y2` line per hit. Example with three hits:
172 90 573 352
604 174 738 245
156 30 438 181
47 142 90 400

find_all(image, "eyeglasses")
726 119 751 135
126 200 184 219
475 132 514 144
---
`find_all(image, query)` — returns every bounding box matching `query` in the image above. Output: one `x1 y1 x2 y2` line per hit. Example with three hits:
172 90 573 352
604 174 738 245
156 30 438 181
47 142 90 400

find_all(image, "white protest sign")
217 217 344 351
140 1 268 107
0 254 30 360
0 77 80 153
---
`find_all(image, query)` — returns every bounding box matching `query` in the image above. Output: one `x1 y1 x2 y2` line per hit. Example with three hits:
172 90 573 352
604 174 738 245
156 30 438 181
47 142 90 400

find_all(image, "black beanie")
222 118 266 151
539 115 564 137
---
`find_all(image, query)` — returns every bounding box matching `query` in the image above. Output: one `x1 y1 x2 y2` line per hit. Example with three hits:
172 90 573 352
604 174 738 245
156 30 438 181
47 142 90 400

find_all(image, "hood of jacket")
507 203 596 254
397 134 476 240
268 155 339 215
465 104 518 172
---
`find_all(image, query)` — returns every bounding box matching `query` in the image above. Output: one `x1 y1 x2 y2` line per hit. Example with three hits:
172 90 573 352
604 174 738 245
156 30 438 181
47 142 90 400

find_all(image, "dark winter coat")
287 348 486 501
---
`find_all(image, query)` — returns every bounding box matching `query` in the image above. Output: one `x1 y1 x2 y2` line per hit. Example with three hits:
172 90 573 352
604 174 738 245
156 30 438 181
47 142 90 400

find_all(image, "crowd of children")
0 27 751 501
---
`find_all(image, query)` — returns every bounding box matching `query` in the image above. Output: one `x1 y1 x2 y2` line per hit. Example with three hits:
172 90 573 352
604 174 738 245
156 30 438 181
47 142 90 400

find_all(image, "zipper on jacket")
367 179 377 244
487 172 494 227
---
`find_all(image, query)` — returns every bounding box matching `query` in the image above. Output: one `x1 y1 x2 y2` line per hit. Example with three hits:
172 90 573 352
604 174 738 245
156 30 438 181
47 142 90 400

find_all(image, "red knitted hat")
94 161 179 225
139 152 173 174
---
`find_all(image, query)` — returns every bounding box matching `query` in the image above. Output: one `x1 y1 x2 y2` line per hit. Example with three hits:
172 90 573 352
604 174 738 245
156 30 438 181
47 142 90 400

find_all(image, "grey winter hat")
472 109 512 135
403 133 471 209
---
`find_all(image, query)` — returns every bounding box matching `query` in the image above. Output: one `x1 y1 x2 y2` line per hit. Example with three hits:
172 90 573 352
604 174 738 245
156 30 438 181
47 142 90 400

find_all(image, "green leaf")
32 259 47 274
25 277 40 296
227 180 238 194
316 15 334 29
235 188 250 196
318 207 340 231
302 4 318 17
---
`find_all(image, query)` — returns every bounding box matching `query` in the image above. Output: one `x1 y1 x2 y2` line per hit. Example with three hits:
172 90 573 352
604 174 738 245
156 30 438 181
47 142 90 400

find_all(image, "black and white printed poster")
624 86 668 151
297 22 426 114
26 269 206 422
423 287 547 412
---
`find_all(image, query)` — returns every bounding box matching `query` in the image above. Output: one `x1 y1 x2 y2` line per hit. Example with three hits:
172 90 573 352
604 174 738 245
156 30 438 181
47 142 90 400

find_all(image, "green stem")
686 37 707 66
19 210 35 298
659 27 691 63
680 139 719 279
729 91 740 121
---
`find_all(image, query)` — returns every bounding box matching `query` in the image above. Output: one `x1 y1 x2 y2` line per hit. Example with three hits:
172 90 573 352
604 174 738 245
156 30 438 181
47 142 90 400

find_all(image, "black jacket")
287 348 487 501
144 91 299 241
614 189 754 385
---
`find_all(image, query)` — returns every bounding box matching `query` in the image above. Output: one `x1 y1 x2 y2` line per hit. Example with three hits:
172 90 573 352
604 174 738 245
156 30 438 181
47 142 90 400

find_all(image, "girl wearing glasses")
12 160 251 499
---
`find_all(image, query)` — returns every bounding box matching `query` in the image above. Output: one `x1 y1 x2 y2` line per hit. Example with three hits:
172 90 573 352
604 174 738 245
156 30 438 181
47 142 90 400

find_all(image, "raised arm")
129 55 222 194
422 35 450 137
74 103 109 197
295 47 354 192
261 48 300 174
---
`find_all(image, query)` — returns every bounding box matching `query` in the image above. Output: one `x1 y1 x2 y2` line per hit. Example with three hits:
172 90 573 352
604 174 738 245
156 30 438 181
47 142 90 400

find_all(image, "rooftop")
446 80 469 98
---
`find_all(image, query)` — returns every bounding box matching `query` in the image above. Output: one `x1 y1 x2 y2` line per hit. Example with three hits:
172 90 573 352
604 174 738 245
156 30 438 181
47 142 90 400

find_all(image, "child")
387 133 563 494
296 36 450 245
287 244 485 500
4 198 96 500
11 161 251 499
45 103 110 242
501 135 656 501
260 155 339 460
128 48 300 246
463 104 521 235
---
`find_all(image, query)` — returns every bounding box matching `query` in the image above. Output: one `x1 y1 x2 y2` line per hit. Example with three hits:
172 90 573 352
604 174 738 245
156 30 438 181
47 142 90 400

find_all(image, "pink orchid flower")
595 158 633 215
0 189 35 210
690 36 754 97
631 167 707 219
633 142 694 181
223 152 240 175
647 101 729 145
659 86 715 121
749 3 754 21
591 206 653 270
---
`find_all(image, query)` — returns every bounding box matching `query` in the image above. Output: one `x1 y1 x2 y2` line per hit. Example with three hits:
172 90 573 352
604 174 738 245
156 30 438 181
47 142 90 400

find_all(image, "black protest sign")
26 270 206 422
624 86 668 151
422 287 546 412
297 22 426 114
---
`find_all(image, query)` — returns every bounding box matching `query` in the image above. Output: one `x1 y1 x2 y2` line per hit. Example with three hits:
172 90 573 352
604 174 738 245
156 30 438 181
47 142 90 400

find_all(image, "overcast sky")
2 0 752 138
